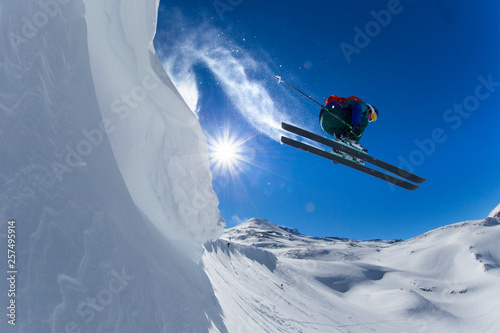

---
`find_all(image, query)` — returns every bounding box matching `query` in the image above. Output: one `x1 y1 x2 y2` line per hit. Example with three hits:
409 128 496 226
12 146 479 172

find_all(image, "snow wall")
0 0 225 332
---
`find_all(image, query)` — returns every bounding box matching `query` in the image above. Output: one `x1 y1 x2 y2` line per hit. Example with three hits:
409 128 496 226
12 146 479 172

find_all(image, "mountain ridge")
203 209 500 332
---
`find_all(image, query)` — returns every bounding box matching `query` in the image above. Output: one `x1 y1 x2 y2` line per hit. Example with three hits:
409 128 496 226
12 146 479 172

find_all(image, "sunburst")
207 126 253 178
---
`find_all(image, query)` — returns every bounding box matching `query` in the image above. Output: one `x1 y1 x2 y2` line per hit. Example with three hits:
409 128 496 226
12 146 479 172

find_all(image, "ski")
281 136 419 191
281 122 425 184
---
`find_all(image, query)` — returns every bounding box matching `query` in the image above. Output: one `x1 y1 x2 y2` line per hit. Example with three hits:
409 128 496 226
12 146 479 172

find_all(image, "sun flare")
210 135 243 170
207 127 254 177
212 141 239 165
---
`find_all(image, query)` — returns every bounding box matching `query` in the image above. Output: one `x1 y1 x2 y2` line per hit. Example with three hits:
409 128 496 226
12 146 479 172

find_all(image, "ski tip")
414 177 426 184
396 172 425 184
273 75 282 83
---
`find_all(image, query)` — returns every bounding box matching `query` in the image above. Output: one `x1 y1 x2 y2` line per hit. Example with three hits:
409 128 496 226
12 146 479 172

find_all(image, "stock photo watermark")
6 219 17 326
213 0 243 21
339 0 412 64
9 0 70 52
60 267 134 333
51 72 160 182
398 73 500 174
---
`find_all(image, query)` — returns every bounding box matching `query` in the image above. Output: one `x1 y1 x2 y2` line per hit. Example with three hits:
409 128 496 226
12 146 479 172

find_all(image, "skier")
319 95 378 143
276 76 425 190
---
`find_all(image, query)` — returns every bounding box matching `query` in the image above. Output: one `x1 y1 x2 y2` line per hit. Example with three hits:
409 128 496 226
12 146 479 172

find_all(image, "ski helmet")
367 104 378 122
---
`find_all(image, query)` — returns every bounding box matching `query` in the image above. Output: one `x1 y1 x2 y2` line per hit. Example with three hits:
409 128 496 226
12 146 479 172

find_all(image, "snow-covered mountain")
203 216 500 332
1 1 499 332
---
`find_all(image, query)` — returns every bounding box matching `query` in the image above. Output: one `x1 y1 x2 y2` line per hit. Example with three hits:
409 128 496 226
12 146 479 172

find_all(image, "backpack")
325 95 362 108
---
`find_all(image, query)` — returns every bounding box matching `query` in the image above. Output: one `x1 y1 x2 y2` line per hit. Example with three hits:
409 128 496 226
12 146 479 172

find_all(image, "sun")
209 135 243 170
207 126 254 177
212 140 239 165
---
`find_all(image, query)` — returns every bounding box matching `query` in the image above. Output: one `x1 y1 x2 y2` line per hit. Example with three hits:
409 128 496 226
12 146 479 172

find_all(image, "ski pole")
273 76 325 108
273 75 352 130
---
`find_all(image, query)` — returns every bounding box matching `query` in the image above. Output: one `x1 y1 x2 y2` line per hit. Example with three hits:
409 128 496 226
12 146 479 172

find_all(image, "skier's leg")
351 103 362 125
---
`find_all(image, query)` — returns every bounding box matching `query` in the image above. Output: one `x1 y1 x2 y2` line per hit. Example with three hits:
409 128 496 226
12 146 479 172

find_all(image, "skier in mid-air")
276 75 425 190
319 95 378 143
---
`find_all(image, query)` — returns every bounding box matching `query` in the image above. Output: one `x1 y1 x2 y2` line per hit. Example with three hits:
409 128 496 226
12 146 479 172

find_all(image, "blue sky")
154 0 500 240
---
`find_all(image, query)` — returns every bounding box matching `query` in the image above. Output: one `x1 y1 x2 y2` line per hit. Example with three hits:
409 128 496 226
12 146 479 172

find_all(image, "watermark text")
6 219 17 326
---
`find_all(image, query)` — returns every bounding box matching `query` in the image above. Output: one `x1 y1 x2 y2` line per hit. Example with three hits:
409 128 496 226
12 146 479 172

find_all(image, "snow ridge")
489 202 500 218
84 0 223 261
1 1 224 332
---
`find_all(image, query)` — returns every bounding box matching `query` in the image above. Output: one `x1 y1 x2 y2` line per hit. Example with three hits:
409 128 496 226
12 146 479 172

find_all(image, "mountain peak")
488 202 500 218
224 218 293 245
236 218 284 232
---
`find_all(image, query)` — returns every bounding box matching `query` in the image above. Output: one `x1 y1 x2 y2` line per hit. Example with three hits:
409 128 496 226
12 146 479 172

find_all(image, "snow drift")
1 0 223 332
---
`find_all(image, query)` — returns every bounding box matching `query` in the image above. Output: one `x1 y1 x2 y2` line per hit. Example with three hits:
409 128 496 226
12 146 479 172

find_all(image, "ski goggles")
367 105 378 122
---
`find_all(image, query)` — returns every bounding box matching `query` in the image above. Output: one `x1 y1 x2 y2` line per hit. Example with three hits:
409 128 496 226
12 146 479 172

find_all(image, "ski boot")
337 126 368 153
333 130 367 165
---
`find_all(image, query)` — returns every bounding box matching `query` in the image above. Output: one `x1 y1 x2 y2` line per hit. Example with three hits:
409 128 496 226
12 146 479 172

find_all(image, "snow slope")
1 0 223 332
203 216 500 332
